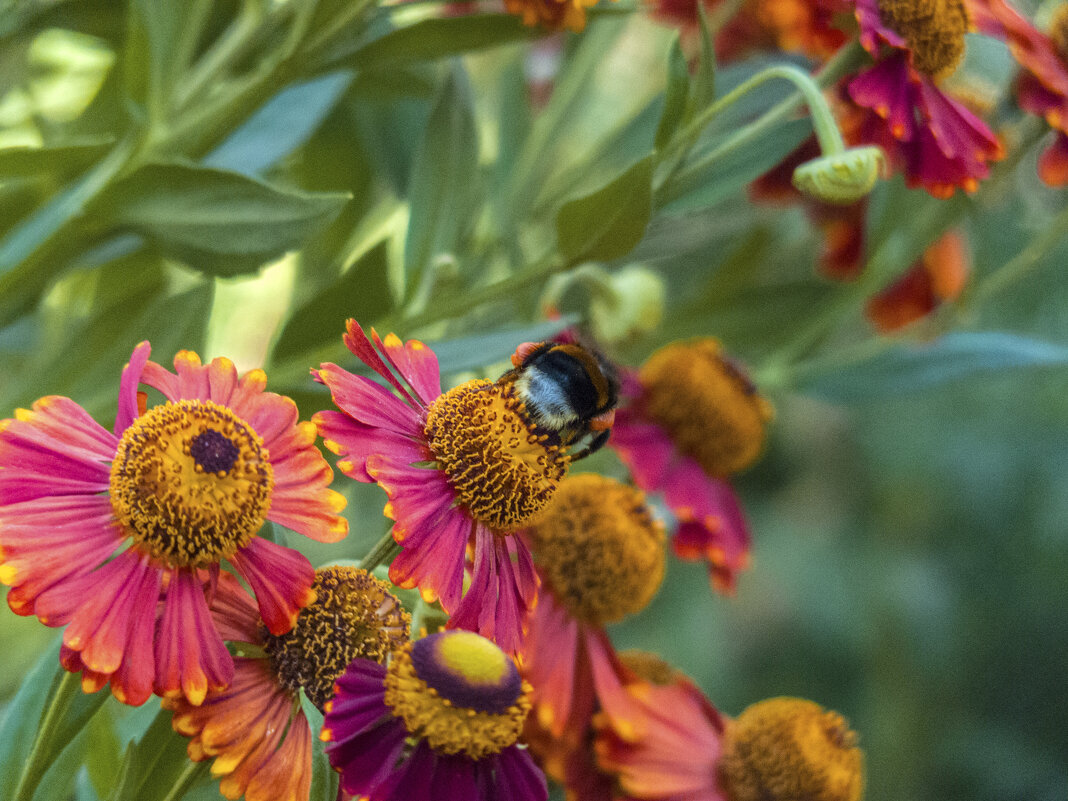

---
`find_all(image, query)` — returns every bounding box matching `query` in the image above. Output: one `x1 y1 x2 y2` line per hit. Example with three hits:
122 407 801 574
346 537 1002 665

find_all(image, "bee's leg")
569 429 611 461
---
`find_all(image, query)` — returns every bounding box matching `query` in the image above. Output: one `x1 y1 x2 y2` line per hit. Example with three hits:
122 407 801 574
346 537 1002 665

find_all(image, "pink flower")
314 322 554 654
0 343 347 706
847 0 1004 197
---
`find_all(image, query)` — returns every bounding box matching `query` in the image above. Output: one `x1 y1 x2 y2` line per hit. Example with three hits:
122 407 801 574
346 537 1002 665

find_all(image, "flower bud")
792 146 885 205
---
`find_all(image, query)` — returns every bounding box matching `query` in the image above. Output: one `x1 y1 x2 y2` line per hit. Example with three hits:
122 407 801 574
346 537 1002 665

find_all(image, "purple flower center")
190 430 239 474
411 632 522 714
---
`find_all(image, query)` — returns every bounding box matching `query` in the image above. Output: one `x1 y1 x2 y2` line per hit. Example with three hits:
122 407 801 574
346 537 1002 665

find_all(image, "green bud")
791 146 885 205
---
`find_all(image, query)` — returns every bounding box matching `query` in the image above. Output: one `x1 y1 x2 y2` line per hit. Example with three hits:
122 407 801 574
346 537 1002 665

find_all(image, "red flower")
966 0 1068 185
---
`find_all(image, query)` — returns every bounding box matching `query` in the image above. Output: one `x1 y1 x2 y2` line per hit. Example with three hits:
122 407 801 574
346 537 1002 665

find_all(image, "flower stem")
358 529 402 572
656 40 868 203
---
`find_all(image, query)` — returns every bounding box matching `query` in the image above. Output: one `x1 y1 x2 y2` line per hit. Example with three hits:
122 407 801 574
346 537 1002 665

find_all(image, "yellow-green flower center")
263 566 411 710
528 474 665 626
384 632 530 759
424 379 569 530
109 399 272 568
876 0 969 78
718 698 865 801
638 339 773 479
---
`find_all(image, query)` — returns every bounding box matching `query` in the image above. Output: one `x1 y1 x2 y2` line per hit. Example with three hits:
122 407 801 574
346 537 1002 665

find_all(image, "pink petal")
115 342 152 435
342 321 421 408
316 364 424 434
155 568 234 705
371 329 442 406
229 537 315 636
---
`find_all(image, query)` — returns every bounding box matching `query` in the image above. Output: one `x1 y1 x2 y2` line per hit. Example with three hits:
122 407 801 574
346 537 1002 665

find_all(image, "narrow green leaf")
273 242 394 362
205 71 354 177
431 319 575 374
556 154 654 263
800 332 1068 402
692 1 717 112
1 640 109 801
0 138 116 180
403 68 480 297
300 692 339 801
103 162 350 277
124 0 212 121
655 37 690 150
330 14 541 70
109 710 204 801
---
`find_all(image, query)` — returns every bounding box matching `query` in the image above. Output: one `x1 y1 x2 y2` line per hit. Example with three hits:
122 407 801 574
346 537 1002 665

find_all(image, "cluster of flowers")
0 320 861 801
515 0 1068 332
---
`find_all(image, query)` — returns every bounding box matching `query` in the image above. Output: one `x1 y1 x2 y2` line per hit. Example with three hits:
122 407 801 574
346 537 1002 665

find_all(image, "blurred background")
1 2 1066 800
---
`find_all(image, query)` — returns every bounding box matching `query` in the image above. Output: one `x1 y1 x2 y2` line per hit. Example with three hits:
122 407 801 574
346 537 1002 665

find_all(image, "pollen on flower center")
264 566 411 710
109 399 273 568
876 0 969 78
638 339 773 479
718 697 865 801
384 632 531 759
528 474 665 626
424 379 569 530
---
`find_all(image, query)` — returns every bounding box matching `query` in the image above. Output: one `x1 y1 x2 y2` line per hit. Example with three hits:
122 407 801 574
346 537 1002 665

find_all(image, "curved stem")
657 41 867 202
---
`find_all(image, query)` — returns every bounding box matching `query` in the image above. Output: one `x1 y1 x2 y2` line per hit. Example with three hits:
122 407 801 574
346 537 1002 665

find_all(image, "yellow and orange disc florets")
528 474 665 626
718 697 865 801
110 399 273 568
424 379 569 530
876 0 969 78
264 566 411 710
638 339 773 479
384 631 531 759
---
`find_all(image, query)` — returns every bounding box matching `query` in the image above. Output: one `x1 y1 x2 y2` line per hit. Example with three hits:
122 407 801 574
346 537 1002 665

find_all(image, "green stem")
656 40 867 202
12 672 81 801
358 530 402 572
158 760 211 801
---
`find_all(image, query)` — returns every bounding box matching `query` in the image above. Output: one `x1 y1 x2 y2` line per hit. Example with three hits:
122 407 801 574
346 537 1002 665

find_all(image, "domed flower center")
424 379 569 530
876 0 968 78
263 566 411 710
527 474 665 626
718 698 864 801
1050 4 1068 63
384 631 530 759
619 650 680 686
109 400 273 568
638 339 773 479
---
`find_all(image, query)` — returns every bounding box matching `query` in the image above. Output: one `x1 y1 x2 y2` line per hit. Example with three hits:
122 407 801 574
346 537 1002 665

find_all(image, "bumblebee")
498 341 619 460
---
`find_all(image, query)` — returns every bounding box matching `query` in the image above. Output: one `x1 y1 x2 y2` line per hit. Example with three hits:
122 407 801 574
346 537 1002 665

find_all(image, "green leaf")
329 14 541 70
205 71 354 177
556 154 654 263
124 0 212 122
403 68 480 298
103 162 350 277
655 37 690 150
799 332 1068 402
430 319 574 374
273 241 394 362
300 692 339 801
0 138 117 180
661 116 810 211
109 710 207 801
0 639 109 801
692 1 717 112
